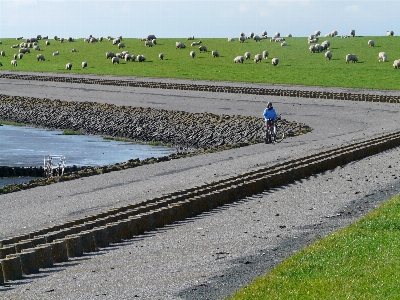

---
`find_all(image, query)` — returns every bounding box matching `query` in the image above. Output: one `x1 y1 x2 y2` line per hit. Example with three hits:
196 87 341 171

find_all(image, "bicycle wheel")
274 125 285 143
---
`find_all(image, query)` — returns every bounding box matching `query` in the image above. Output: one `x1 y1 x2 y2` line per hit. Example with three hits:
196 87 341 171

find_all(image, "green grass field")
1 36 400 90
229 195 400 300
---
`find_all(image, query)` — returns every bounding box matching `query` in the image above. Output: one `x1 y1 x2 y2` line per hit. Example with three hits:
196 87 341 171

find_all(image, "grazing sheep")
271 58 279 66
253 35 261 42
65 62 72 70
199 45 207 52
60 37 64 43
152 39 157 45
45 40 50 46
176 41 186 49
308 38 318 44
131 55 137 61
234 56 244 64
11 44 19 48
17 53 23 59
190 51 196 58
281 41 287 46
350 29 355 37
145 40 153 47
262 50 269 59
118 43 125 49
368 40 375 47
112 38 120 45
36 54 45 61
249 32 254 38
261 31 267 37
13 54 17 59
115 52 124 59
273 32 280 38
315 30 321 37
147 34 156 40
82 61 87 68
11 59 17 66
67 37 74 42
159 53 164 60
124 54 131 62
33 45 40 51
137 55 146 62
393 59 400 69
321 40 330 51
54 36 58 40
228 38 235 42
387 30 394 36
71 48 77 52
211 50 219 57
346 54 358 63
254 54 262 63
309 45 316 53
239 36 246 43
16 37 23 40
244 52 251 60
191 41 202 46
325 51 332 60
105 52 115 59
52 51 59 56
0 51 5 56
112 57 119 64
286 34 292 37
187 36 194 40
378 52 388 62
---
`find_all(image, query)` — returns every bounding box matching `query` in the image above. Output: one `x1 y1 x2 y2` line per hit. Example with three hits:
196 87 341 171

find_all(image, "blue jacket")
263 107 277 121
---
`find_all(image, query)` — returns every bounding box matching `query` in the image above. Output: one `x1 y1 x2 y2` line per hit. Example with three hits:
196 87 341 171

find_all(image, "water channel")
0 124 176 187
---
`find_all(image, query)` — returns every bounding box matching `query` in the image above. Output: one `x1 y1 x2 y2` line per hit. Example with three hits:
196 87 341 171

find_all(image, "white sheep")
118 43 125 49
17 53 23 59
368 40 375 47
249 32 254 38
176 42 186 49
393 59 400 69
228 38 235 42
112 57 119 64
211 50 219 57
239 36 246 43
82 61 87 68
261 31 267 37
244 52 251 60
199 45 207 52
262 50 269 59
253 35 261 42
286 34 292 37
159 53 164 60
234 56 244 64
66 62 72 70
378 52 387 62
137 55 146 62
106 52 115 59
53 51 59 56
33 45 40 51
325 51 332 60
345 54 358 63
152 39 157 45
45 40 50 46
147 34 156 40
145 40 153 47
187 36 194 40
387 30 394 36
190 51 196 58
0 51 5 56
314 30 321 37
281 41 287 46
11 59 17 66
253 54 262 63
191 41 202 46
36 54 45 61
273 32 280 38
71 48 77 52
271 58 279 66
321 40 330 51
124 54 131 62
13 54 17 59
350 29 355 37
131 54 137 62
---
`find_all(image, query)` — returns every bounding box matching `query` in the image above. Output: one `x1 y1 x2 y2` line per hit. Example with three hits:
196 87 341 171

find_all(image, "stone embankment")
0 94 308 149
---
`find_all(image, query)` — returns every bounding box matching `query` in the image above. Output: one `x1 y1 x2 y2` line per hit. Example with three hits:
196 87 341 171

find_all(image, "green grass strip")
230 195 400 299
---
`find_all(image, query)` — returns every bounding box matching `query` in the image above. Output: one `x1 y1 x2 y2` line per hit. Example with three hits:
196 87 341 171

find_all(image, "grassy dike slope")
1 36 400 89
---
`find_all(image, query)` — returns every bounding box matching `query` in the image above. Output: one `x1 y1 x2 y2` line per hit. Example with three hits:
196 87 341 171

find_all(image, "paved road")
1 73 400 299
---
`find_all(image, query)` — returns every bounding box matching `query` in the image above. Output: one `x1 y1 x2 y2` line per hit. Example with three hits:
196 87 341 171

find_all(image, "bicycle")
265 115 285 144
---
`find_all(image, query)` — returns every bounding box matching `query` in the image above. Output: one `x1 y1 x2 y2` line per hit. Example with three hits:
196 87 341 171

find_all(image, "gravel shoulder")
1 73 400 299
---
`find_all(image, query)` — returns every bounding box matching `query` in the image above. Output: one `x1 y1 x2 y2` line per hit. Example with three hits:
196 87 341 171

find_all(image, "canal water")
0 124 176 187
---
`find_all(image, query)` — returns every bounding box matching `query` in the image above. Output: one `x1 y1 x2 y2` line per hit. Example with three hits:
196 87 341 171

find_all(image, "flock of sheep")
0 29 399 70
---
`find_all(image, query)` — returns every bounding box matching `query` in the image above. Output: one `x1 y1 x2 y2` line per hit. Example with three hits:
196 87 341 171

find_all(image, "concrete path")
1 73 400 299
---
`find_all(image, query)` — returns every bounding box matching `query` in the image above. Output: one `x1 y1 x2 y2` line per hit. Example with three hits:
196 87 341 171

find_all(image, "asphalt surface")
1 72 400 299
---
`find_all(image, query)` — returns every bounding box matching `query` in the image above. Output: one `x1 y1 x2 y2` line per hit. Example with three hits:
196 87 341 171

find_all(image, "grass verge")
229 195 400 299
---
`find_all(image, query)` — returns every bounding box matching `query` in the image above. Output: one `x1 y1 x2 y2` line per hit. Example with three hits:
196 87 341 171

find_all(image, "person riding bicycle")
263 102 278 143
